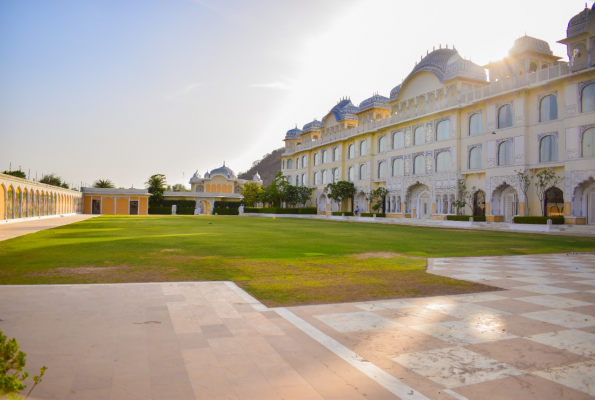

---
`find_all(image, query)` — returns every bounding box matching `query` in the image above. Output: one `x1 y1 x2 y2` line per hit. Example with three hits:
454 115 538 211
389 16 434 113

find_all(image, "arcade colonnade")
0 173 83 220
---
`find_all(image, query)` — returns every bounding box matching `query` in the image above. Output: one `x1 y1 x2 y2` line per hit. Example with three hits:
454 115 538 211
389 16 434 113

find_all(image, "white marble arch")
572 178 595 224
318 193 328 212
491 183 519 222
405 183 431 218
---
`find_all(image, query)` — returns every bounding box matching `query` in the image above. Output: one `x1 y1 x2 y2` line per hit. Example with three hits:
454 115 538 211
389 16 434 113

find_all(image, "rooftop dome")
210 163 235 178
358 93 390 112
568 4 593 37
285 126 303 140
389 84 401 101
253 172 261 181
327 98 358 122
302 119 323 132
509 35 552 56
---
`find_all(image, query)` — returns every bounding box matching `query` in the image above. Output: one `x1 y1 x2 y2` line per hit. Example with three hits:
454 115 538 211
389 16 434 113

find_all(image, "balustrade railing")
287 62 574 154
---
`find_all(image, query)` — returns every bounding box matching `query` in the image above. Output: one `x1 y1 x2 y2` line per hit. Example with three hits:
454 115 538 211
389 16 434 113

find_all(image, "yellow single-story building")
81 188 150 215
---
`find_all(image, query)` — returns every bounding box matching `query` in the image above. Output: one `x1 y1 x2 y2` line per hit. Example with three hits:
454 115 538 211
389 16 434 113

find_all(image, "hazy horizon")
0 0 586 189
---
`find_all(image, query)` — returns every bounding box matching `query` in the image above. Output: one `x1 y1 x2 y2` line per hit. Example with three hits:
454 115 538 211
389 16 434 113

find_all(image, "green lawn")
1 215 593 306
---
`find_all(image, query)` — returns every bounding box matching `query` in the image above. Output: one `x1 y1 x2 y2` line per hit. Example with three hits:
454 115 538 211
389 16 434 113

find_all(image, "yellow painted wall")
102 197 115 215
83 195 92 214
140 197 148 215
116 198 128 215
0 185 4 220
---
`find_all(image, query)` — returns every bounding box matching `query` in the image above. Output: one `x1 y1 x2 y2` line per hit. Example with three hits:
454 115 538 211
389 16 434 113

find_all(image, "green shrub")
360 213 386 217
446 215 486 222
298 208 317 214
513 216 564 225
213 208 239 215
161 200 196 208
176 207 196 215
148 207 171 215
331 211 354 216
244 207 262 213
214 201 241 209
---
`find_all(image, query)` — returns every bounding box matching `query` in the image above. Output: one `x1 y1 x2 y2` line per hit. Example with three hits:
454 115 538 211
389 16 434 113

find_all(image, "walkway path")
0 253 593 399
0 214 97 241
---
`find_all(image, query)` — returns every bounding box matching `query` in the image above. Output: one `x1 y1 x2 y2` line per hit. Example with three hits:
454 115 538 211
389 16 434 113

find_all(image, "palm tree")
93 179 115 188
145 174 167 207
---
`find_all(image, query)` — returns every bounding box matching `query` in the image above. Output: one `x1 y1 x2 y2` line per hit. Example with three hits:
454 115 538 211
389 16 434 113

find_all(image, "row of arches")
1 184 82 220
204 183 233 193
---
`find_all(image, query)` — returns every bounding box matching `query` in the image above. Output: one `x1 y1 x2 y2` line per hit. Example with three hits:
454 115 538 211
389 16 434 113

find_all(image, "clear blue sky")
0 0 587 188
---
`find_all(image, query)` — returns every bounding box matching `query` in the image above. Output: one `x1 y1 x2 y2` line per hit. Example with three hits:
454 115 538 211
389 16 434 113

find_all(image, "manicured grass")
0 215 593 306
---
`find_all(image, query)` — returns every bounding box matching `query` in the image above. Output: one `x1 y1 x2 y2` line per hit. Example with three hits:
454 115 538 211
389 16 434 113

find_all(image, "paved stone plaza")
0 253 593 399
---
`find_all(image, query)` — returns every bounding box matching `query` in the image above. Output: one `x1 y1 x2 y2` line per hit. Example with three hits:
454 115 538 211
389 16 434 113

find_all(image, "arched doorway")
405 183 431 218
355 191 367 212
200 200 211 215
473 190 486 216
573 178 595 224
318 194 328 212
492 184 518 223
419 192 431 218
544 187 564 217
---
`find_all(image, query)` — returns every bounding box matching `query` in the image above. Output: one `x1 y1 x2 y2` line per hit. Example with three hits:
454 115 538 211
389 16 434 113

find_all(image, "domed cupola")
253 172 261 182
210 162 236 179
567 4 593 37
285 125 303 140
389 84 401 101
358 93 390 112
509 35 553 56
329 98 358 121
302 119 323 133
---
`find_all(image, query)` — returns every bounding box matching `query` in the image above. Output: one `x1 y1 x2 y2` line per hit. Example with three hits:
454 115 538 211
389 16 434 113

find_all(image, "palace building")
163 163 263 215
280 4 595 224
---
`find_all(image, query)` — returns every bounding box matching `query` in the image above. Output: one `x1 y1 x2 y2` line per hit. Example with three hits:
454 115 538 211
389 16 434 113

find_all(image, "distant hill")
238 147 284 185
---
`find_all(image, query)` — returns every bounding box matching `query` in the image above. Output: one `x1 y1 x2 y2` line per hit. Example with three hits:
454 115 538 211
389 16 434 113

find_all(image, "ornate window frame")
434 148 451 172
332 146 339 162
467 143 482 169
580 124 595 158
392 130 404 149
579 79 595 113
391 156 404 177
434 117 450 141
412 152 425 175
496 101 514 129
412 123 426 146
467 110 483 136
496 138 514 166
537 131 559 163
378 135 387 153
537 91 558 122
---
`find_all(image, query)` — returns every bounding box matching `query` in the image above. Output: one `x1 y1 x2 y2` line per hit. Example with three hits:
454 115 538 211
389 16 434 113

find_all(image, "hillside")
238 147 284 185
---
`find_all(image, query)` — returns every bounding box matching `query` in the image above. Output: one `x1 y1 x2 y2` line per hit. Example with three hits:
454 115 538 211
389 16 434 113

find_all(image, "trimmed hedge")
214 201 241 209
148 207 171 215
161 200 196 208
176 207 196 215
213 208 239 215
361 213 386 218
446 215 486 222
298 208 317 214
331 212 354 216
513 216 564 225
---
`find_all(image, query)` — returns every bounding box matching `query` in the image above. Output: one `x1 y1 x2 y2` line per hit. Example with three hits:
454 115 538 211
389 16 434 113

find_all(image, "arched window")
360 141 367 156
348 166 354 182
392 158 404 176
413 155 425 175
313 153 318 166
301 174 305 187
313 172 318 185
333 168 339 183
582 83 595 113
378 136 386 153
287 176 292 185
498 104 513 129
435 152 451 172
436 120 450 141
583 128 595 157
498 141 513 166
378 161 386 179
359 164 366 180
322 170 327 184
540 135 558 162
469 147 481 169
287 159 293 169
333 147 339 161
540 95 558 122
414 126 425 145
393 131 404 149
302 156 306 166
348 144 355 159
529 62 537 73
322 150 327 164
469 113 482 135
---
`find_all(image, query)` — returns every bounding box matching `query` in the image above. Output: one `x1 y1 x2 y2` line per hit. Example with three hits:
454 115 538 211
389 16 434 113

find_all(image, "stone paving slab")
0 214 97 241
1 253 594 399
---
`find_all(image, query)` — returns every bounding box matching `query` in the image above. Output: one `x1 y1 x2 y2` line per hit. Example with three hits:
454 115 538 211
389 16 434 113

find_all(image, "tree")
452 179 476 215
258 171 288 207
2 171 26 179
366 187 388 212
93 179 115 188
296 186 313 206
283 185 300 207
515 170 532 216
145 174 167 207
39 174 63 187
324 181 356 211
0 330 47 399
241 182 263 207
534 169 564 216
171 184 189 192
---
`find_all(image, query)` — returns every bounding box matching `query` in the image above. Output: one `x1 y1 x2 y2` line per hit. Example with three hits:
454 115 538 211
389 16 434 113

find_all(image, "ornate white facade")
281 5 595 224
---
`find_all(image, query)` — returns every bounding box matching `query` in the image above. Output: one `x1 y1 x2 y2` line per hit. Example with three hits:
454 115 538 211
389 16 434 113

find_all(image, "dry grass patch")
23 265 180 283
